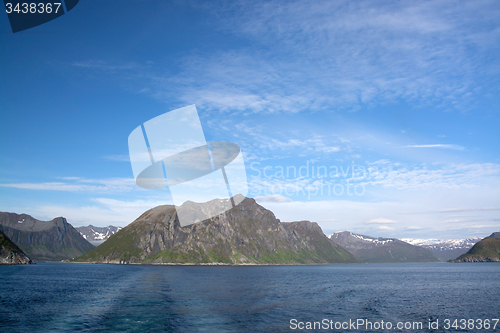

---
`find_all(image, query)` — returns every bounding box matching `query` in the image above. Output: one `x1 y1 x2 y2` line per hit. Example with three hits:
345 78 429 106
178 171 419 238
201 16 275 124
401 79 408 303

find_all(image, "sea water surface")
1 262 499 332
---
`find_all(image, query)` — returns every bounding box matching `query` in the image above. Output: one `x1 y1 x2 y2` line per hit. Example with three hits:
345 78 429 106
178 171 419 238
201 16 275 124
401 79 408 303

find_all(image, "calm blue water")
0 263 499 332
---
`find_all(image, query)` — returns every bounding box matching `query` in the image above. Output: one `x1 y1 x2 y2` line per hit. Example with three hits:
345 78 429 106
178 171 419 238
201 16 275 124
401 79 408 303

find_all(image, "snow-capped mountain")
400 238 482 261
349 232 395 245
328 231 438 263
76 225 121 246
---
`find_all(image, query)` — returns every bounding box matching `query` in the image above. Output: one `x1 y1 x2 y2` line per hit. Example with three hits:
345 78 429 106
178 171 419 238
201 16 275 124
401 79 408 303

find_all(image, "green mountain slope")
451 232 500 262
73 196 358 265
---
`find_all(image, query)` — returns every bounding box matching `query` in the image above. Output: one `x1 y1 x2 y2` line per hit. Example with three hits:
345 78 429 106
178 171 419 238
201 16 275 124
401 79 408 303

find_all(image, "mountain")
0 212 95 261
329 231 439 263
76 225 122 246
451 232 500 262
401 238 482 262
0 229 34 265
73 195 358 264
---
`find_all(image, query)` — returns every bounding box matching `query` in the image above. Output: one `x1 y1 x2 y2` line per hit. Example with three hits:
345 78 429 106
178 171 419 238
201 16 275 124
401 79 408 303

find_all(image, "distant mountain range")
0 229 33 265
401 238 482 261
329 231 439 263
73 195 359 264
451 232 500 262
76 225 122 246
2 205 496 265
0 212 95 261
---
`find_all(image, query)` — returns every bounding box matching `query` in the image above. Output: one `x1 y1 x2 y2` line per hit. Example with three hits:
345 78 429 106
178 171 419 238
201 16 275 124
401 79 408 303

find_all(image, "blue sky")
1 0 499 239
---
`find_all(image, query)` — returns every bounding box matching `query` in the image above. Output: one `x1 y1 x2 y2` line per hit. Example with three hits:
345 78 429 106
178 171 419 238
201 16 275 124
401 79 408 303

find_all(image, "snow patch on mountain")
76 225 121 245
350 233 395 245
401 238 481 251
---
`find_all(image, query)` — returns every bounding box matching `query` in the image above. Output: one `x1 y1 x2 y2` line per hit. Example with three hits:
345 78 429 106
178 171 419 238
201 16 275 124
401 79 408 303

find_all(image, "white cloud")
364 162 500 190
28 197 173 227
10 179 497 237
164 1 499 114
248 160 500 198
104 154 130 162
0 177 136 193
72 2 499 115
234 124 343 156
367 218 398 224
406 226 422 230
445 219 472 223
377 225 396 231
470 225 500 229
254 180 500 239
371 159 392 165
72 60 146 71
405 144 466 151
439 207 500 213
254 194 293 203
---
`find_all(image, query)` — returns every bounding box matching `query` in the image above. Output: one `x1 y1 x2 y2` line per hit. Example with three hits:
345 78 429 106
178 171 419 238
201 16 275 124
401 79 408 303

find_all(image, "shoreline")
64 260 357 266
57 260 455 266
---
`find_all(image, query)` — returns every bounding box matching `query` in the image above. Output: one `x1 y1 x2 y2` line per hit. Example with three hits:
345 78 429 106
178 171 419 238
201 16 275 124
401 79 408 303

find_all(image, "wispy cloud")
248 160 500 196
29 197 172 227
104 154 130 162
377 225 396 231
445 219 476 223
469 224 500 229
367 218 398 224
69 1 500 114
72 60 147 71
401 207 500 215
233 122 343 159
364 162 500 190
405 144 466 151
254 194 293 203
439 207 500 213
406 226 423 230
256 189 499 239
0 177 136 193
260 137 341 154
187 1 500 113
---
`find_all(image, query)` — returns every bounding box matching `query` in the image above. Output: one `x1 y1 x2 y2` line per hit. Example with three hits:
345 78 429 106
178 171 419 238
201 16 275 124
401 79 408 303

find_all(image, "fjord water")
1 263 498 332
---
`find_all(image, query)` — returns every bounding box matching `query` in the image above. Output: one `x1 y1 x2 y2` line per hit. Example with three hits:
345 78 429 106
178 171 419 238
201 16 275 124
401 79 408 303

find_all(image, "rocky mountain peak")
0 212 68 232
74 196 358 265
285 220 323 233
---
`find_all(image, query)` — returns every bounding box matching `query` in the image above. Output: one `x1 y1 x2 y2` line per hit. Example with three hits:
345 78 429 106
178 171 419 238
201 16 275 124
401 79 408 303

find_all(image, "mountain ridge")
401 237 481 261
329 231 439 263
0 212 95 261
73 196 359 265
